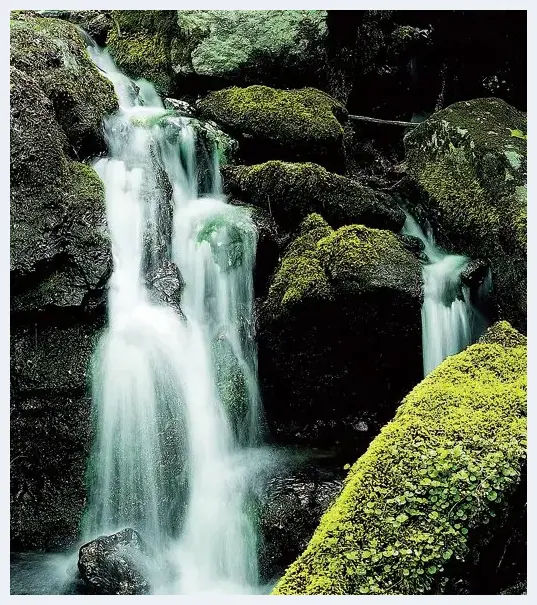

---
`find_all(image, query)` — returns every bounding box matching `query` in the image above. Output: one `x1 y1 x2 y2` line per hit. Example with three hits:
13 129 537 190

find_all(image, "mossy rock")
404 98 527 332
106 10 178 94
197 85 347 171
223 161 404 233
10 13 117 158
273 321 527 595
258 214 422 448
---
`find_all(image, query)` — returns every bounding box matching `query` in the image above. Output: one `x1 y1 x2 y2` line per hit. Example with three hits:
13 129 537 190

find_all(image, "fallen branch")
348 114 419 128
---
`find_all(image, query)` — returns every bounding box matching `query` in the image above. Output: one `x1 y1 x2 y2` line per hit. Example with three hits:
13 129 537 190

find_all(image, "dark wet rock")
258 214 423 447
78 529 151 595
10 14 113 551
223 161 404 234
461 259 490 290
258 463 344 583
398 233 426 260
163 97 196 116
39 10 113 46
146 260 184 315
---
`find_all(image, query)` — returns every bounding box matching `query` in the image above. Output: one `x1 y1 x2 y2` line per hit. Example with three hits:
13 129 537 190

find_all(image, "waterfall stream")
402 213 490 375
82 44 268 594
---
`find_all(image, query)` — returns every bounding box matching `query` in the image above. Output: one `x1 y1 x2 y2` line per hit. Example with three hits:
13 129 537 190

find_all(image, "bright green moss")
272 321 527 595
265 214 420 316
198 85 345 146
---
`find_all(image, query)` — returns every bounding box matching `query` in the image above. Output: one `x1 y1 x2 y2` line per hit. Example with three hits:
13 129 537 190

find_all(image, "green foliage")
509 129 527 140
273 321 527 595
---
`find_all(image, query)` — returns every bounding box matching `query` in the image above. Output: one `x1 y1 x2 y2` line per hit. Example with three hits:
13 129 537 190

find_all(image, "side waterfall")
83 44 266 594
402 213 490 375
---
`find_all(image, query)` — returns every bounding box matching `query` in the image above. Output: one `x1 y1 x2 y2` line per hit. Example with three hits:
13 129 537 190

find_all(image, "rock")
461 259 490 290
10 14 113 551
258 462 343 583
197 86 347 171
78 529 151 595
173 10 329 91
273 321 527 595
223 161 405 234
404 97 527 332
258 214 422 447
10 13 118 158
39 10 113 46
163 97 196 116
146 260 184 316
229 202 280 298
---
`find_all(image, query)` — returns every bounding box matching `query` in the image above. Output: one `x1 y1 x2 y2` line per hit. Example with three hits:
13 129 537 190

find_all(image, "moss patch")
266 214 420 316
198 86 347 170
223 160 404 233
273 321 527 595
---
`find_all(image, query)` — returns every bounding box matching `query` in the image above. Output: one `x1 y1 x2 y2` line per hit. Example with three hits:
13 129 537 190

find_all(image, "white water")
402 213 486 376
83 45 268 594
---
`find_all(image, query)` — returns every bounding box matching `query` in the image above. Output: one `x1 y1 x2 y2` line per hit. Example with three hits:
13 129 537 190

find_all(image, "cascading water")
402 212 490 376
82 43 268 594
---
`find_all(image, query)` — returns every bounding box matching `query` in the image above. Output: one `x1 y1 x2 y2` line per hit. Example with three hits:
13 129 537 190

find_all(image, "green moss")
106 10 178 93
266 214 420 316
273 321 527 595
223 160 404 232
199 85 344 143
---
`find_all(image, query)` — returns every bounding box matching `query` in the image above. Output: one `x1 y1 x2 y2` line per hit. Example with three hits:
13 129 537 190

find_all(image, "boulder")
258 214 422 448
10 13 117 158
39 10 113 46
197 86 347 171
172 10 328 91
78 529 151 595
273 321 527 595
404 97 527 332
223 161 405 234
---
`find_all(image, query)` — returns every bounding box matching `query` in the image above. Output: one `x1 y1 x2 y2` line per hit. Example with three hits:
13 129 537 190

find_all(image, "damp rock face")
78 529 151 595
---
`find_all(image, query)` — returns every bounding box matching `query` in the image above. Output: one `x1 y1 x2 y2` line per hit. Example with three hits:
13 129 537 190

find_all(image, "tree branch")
348 115 419 128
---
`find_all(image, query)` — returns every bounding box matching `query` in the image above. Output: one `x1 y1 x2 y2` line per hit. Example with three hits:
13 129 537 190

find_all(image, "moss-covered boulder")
10 14 114 551
404 98 527 332
173 10 328 90
10 12 117 157
223 160 404 233
198 86 347 171
40 10 113 46
258 214 422 448
272 321 526 595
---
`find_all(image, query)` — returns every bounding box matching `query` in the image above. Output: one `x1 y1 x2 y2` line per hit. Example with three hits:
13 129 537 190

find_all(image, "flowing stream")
402 212 490 375
81 43 268 594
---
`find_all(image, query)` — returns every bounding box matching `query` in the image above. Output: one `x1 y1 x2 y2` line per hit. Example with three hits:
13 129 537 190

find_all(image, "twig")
348 115 419 128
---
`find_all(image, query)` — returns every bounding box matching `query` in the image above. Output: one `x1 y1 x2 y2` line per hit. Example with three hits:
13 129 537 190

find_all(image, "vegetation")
273 321 527 594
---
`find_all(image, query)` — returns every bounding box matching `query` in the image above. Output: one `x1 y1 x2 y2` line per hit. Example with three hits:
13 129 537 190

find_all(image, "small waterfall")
402 213 489 376
83 45 267 594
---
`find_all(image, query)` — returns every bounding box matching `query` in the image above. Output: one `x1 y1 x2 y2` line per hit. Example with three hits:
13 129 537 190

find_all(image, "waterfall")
82 44 266 594
402 213 489 376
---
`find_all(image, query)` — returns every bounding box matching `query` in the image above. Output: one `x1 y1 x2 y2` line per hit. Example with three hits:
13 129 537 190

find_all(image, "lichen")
273 321 527 595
